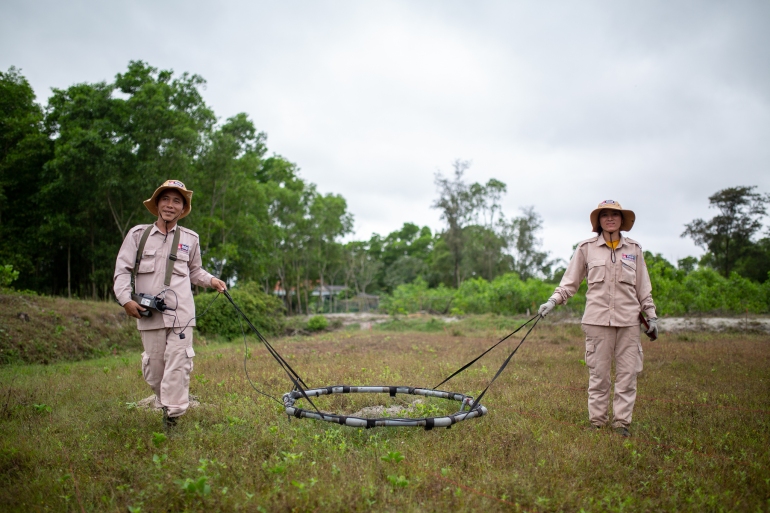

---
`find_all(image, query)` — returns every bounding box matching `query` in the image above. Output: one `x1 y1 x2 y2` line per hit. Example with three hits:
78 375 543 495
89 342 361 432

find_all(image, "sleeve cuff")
198 273 215 288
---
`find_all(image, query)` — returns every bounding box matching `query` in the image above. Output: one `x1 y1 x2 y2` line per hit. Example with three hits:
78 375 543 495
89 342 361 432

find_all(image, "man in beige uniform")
114 180 226 429
538 200 658 436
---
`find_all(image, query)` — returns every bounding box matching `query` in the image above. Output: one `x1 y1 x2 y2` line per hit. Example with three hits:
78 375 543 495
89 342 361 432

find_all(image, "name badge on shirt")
622 253 636 262
178 243 190 254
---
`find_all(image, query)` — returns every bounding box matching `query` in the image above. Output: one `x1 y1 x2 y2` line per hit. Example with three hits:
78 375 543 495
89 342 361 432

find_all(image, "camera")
132 293 168 317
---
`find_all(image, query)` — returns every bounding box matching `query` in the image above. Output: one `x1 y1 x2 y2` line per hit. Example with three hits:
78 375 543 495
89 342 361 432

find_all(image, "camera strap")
131 225 182 293
131 226 153 295
164 228 181 287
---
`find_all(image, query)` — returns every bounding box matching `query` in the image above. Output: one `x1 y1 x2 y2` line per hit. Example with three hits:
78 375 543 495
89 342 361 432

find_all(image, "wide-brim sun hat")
590 199 635 232
144 180 193 219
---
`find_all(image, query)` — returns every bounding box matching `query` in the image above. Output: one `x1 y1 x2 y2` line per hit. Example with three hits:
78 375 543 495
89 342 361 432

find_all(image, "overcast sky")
2 0 769 265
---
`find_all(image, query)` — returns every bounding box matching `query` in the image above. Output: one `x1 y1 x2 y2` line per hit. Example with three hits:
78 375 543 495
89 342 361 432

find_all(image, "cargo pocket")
620 261 637 285
585 340 597 375
173 251 190 277
635 343 644 374
587 260 606 284
141 351 150 381
184 346 195 386
138 249 156 274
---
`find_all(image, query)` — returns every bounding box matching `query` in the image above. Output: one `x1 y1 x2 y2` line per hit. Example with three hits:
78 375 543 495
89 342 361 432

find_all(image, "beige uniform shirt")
113 223 214 331
550 235 657 326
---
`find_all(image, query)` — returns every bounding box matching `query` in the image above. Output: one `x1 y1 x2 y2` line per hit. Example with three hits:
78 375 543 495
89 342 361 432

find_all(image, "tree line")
0 63 554 313
2 62 769 315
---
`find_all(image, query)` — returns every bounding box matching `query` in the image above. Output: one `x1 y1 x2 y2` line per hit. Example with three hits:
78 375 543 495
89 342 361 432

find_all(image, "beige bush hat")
144 180 193 219
590 199 635 232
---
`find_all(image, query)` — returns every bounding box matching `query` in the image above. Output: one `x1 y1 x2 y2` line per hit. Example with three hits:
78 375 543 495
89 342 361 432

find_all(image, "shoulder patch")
130 224 151 233
577 236 599 248
624 237 642 250
178 226 200 239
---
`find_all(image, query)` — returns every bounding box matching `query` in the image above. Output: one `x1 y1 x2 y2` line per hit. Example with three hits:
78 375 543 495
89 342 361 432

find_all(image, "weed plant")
0 323 768 511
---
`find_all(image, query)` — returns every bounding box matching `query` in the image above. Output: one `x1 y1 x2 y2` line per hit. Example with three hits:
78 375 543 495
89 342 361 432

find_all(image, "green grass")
0 322 768 511
375 313 532 336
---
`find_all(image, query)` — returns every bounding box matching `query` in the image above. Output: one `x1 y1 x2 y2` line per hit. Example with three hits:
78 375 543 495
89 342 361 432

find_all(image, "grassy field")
0 317 768 511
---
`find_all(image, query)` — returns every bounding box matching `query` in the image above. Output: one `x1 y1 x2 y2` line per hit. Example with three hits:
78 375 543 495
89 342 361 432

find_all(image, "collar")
595 233 626 249
150 222 178 236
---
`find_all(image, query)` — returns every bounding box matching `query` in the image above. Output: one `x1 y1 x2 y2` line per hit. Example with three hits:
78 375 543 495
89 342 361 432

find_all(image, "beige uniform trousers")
583 324 643 428
141 328 195 418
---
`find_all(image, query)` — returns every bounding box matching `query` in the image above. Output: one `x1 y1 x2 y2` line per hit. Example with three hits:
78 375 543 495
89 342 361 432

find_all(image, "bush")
0 265 19 288
194 282 285 339
306 315 328 331
381 255 770 318
379 278 454 315
649 263 769 315
382 273 580 316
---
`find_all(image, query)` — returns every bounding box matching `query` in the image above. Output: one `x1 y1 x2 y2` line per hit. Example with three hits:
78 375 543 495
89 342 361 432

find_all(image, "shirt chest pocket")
138 249 156 274
587 260 606 284
172 251 190 277
620 260 637 285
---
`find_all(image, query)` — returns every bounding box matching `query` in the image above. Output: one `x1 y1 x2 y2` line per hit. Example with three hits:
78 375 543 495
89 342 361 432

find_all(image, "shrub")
650 265 769 315
380 255 770 318
379 278 454 315
306 315 328 331
382 273 580 316
194 282 285 339
0 265 19 288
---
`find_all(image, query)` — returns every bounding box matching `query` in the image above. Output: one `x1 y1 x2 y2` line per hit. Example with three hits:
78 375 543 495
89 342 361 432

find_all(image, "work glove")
538 299 556 318
645 318 658 339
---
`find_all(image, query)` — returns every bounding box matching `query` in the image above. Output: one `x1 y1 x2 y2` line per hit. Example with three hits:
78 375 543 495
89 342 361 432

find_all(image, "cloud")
1 0 768 264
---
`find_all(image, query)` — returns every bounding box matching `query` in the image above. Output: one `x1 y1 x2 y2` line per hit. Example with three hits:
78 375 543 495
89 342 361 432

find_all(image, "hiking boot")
613 426 630 437
586 424 602 431
162 407 178 430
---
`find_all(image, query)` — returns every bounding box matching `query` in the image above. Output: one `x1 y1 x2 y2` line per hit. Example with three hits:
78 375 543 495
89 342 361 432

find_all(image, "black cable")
222 290 322 415
156 288 285 405
160 290 220 339
433 314 539 390
466 315 541 412
236 308 283 405
609 230 616 263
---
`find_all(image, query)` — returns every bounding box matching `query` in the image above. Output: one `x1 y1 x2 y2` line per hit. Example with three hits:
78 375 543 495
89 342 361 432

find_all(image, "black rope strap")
467 316 541 411
433 314 540 390
223 290 322 415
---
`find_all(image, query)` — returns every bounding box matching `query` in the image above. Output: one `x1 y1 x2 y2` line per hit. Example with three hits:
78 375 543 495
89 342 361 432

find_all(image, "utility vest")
131 225 182 294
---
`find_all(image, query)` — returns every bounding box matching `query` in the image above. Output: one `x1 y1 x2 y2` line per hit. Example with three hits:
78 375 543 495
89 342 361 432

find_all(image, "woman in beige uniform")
538 200 658 437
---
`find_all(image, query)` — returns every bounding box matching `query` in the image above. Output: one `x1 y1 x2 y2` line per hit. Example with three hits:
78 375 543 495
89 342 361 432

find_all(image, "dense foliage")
647 252 770 315
193 283 285 339
0 64 553 314
381 275 583 316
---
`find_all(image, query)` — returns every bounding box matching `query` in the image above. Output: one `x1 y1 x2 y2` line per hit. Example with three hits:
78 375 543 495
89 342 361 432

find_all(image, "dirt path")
658 316 770 333
311 312 770 333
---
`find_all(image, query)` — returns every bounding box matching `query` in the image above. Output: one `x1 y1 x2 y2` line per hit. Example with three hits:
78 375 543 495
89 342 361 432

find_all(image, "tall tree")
188 113 269 283
433 160 473 287
40 61 215 298
0 67 52 291
682 186 769 277
345 240 383 296
505 206 555 280
309 192 353 310
379 223 433 290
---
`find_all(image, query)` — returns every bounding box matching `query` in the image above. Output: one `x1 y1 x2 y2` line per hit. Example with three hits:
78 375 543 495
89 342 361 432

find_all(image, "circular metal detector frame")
282 385 487 430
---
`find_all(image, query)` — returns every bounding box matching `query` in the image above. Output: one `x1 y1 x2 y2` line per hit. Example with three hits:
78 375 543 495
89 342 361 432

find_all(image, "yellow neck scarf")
606 239 620 250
